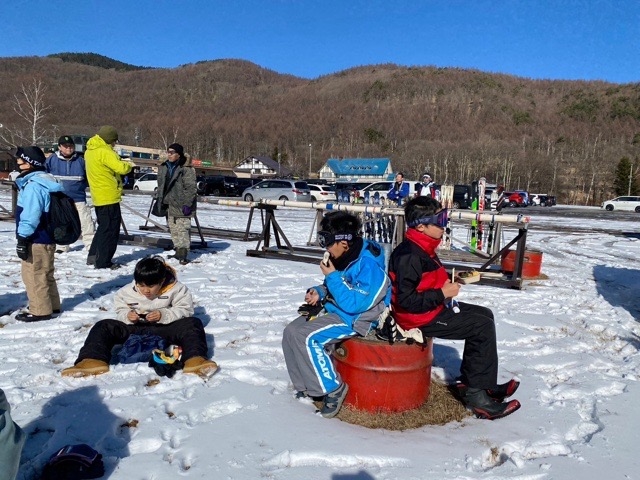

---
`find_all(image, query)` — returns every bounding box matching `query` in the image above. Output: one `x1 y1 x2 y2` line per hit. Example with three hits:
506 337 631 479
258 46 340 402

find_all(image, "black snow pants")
75 317 208 365
418 301 498 390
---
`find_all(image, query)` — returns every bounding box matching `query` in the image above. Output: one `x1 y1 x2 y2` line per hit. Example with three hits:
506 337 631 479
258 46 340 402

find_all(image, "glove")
297 303 323 318
148 347 184 378
182 205 192 216
16 236 30 260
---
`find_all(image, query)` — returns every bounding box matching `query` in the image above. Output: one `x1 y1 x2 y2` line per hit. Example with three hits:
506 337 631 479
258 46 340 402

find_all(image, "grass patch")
316 379 471 430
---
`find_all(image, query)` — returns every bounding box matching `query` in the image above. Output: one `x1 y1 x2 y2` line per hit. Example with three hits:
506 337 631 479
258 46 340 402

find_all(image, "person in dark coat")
388 196 521 420
156 143 197 264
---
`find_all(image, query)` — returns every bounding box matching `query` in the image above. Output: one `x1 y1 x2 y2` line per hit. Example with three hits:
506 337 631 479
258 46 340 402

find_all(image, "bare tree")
12 79 51 144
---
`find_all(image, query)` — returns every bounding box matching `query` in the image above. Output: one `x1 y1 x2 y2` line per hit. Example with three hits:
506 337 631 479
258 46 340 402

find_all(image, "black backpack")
47 191 82 245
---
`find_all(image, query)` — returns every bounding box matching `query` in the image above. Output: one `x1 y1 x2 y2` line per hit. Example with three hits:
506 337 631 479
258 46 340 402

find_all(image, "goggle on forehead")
317 231 354 248
407 209 449 228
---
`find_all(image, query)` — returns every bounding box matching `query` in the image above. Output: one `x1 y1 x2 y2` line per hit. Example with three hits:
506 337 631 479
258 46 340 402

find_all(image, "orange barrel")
333 336 433 413
501 249 543 278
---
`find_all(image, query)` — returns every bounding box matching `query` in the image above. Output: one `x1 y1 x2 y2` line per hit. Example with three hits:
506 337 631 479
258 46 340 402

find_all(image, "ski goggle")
407 209 449 228
317 231 354 248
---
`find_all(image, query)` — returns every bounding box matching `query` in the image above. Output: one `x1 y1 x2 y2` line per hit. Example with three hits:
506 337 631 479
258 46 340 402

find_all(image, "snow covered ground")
1 189 639 480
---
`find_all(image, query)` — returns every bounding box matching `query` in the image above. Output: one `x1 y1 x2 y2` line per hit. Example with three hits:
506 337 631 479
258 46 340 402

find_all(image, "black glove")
297 303 323 318
16 236 30 260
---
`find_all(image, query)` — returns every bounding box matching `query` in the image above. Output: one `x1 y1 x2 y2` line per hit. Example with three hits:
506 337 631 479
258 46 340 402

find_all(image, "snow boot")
320 382 349 418
456 379 520 402
183 356 219 377
463 388 521 420
61 359 109 378
173 248 189 265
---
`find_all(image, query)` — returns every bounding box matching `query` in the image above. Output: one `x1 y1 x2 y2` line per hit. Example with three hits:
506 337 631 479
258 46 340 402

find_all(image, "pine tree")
613 157 639 196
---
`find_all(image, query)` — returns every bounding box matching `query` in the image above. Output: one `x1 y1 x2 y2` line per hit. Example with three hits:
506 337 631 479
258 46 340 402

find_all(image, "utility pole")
628 163 633 196
308 143 312 178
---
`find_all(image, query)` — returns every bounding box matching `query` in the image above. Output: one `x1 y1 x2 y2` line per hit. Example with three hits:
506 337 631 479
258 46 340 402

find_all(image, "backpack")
47 191 82 245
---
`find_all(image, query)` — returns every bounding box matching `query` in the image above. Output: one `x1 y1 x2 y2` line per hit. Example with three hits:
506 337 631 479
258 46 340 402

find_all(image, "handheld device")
322 251 330 267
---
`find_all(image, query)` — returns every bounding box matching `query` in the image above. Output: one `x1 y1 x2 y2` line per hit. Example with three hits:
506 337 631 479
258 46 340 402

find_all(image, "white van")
601 196 640 212
357 181 419 201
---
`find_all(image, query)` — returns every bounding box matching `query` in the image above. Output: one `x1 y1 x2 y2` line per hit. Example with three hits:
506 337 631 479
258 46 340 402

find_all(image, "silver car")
242 179 311 202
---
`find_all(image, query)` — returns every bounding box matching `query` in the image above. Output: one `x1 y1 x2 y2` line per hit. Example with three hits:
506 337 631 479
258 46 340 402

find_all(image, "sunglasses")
408 209 449 228
317 230 354 248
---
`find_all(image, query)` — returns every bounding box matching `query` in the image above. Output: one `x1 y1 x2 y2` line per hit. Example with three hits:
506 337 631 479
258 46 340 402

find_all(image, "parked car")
133 173 158 192
234 178 261 195
196 175 237 196
357 180 420 202
530 194 556 207
601 196 640 212
242 179 311 202
452 184 473 209
500 191 527 208
308 184 337 202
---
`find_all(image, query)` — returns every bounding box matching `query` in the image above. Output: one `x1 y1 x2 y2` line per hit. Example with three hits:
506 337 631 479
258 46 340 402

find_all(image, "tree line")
0 54 638 204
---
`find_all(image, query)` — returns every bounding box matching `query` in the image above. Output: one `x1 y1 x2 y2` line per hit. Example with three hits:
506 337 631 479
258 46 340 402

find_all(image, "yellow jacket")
85 134 132 206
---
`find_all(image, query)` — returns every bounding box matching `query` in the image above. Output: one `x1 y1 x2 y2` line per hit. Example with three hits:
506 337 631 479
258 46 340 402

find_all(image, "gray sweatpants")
282 313 358 397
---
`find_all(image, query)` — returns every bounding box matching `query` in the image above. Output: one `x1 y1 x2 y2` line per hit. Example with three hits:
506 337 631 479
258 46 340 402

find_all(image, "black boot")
175 248 189 265
463 388 521 420
457 379 520 402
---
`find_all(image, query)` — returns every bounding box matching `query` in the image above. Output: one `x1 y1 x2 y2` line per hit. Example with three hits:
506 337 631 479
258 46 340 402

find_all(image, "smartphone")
137 312 148 322
322 251 330 267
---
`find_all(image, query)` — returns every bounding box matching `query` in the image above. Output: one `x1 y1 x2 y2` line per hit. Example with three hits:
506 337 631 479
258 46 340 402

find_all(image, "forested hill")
47 53 150 71
0 53 638 204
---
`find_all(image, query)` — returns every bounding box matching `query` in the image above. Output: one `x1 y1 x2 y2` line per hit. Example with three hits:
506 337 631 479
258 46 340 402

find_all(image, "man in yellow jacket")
85 126 132 269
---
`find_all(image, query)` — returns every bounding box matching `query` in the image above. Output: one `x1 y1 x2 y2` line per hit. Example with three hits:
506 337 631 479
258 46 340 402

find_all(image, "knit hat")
58 135 75 146
16 146 46 170
97 126 118 144
168 143 184 157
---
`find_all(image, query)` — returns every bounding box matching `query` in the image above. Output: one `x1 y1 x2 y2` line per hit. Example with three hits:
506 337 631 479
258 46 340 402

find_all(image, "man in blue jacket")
388 171 410 206
46 135 95 253
14 146 64 322
282 211 391 418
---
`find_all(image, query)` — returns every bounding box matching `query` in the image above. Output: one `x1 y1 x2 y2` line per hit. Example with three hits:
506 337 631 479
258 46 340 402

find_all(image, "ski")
440 184 454 250
477 177 486 251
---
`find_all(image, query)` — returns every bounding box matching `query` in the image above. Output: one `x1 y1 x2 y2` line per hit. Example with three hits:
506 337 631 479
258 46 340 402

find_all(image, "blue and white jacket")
45 152 88 203
310 239 391 336
15 171 64 243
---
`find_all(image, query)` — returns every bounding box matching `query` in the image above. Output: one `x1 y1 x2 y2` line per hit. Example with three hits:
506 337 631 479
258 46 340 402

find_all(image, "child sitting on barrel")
388 196 520 420
282 211 391 418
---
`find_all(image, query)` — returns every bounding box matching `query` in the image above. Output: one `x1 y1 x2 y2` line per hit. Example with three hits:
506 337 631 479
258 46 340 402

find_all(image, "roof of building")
238 155 292 177
325 158 391 176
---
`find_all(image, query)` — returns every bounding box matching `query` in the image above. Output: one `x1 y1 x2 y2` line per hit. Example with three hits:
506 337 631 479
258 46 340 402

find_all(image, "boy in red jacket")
388 196 520 420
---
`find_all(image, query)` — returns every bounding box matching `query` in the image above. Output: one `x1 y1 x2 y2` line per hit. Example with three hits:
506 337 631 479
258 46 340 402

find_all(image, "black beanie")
16 146 46 170
168 143 184 157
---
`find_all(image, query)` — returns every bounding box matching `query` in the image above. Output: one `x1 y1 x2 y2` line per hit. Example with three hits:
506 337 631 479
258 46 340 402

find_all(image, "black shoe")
86 256 95 266
95 262 121 270
179 258 190 265
457 379 520 402
53 309 61 315
16 312 52 322
463 388 521 420
320 383 349 418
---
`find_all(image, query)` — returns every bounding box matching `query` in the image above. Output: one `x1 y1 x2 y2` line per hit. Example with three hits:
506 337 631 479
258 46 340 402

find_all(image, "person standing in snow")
84 126 132 269
388 196 520 420
387 171 410 206
62 255 218 378
13 146 64 322
46 135 95 253
282 211 391 418
155 143 197 265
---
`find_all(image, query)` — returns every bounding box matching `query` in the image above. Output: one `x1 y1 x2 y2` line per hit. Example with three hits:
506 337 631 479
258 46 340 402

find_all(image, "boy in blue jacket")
13 146 64 322
46 135 95 252
282 211 391 418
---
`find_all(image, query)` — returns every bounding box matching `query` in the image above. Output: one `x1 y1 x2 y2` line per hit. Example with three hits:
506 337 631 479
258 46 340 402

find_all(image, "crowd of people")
3 140 521 479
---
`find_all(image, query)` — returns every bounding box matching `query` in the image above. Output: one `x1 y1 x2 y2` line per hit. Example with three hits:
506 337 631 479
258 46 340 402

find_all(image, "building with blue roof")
319 158 394 183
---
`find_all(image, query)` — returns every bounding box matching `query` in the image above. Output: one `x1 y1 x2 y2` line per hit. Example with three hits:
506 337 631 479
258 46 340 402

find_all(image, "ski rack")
228 198 531 289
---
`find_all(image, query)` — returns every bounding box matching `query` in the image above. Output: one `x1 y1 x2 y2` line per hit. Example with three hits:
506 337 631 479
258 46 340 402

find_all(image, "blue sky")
2 0 638 83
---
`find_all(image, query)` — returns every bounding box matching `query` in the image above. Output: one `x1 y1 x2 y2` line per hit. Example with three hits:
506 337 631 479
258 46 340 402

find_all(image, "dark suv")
196 175 238 196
